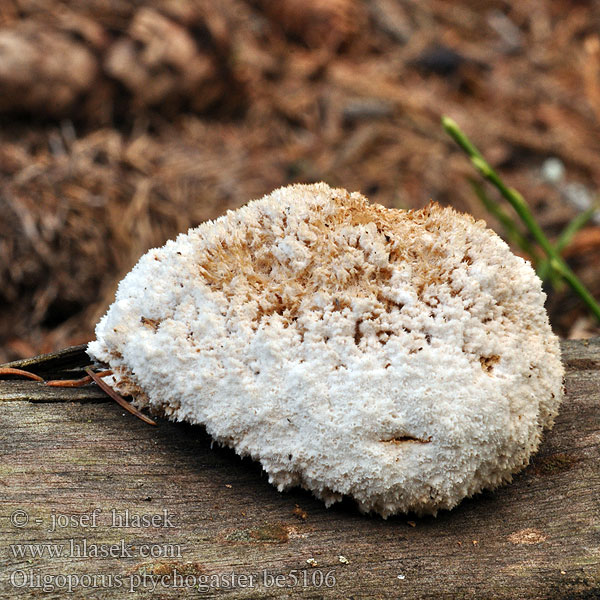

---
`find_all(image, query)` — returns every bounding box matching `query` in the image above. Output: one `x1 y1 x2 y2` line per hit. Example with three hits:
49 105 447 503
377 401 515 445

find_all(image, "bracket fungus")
88 183 564 517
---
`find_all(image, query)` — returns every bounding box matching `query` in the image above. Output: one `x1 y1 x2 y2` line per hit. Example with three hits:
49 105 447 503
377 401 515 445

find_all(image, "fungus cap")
88 183 564 517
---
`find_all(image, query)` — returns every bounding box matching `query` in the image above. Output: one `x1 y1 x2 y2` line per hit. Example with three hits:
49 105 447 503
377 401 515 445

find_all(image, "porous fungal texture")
88 183 564 517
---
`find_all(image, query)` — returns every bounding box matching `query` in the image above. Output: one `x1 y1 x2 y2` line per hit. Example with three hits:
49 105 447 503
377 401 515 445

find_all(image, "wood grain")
0 340 598 599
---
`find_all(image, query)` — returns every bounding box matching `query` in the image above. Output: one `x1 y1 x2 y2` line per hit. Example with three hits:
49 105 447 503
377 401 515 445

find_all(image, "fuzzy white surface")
88 183 564 517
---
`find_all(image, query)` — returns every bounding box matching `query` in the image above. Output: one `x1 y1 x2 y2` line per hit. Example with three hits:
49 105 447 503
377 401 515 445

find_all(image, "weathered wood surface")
0 340 598 599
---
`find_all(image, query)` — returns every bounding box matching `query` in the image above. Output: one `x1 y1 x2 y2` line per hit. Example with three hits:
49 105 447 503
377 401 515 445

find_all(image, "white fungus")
88 183 564 517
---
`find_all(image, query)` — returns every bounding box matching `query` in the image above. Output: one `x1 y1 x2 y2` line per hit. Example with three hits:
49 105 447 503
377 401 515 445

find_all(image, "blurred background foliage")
1 0 600 361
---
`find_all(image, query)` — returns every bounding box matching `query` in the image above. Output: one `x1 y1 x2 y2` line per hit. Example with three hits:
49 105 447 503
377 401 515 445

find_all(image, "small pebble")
487 9 523 53
563 182 593 211
541 158 565 184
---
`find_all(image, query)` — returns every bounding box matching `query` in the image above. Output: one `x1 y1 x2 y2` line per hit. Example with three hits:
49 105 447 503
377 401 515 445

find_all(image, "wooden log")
0 339 598 599
0 344 91 378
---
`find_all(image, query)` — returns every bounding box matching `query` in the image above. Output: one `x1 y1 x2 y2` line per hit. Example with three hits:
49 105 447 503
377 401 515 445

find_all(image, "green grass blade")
443 116 600 323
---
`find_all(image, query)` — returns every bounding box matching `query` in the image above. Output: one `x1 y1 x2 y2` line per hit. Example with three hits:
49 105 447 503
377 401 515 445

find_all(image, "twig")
84 367 157 426
46 370 112 387
0 367 44 382
442 116 600 323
